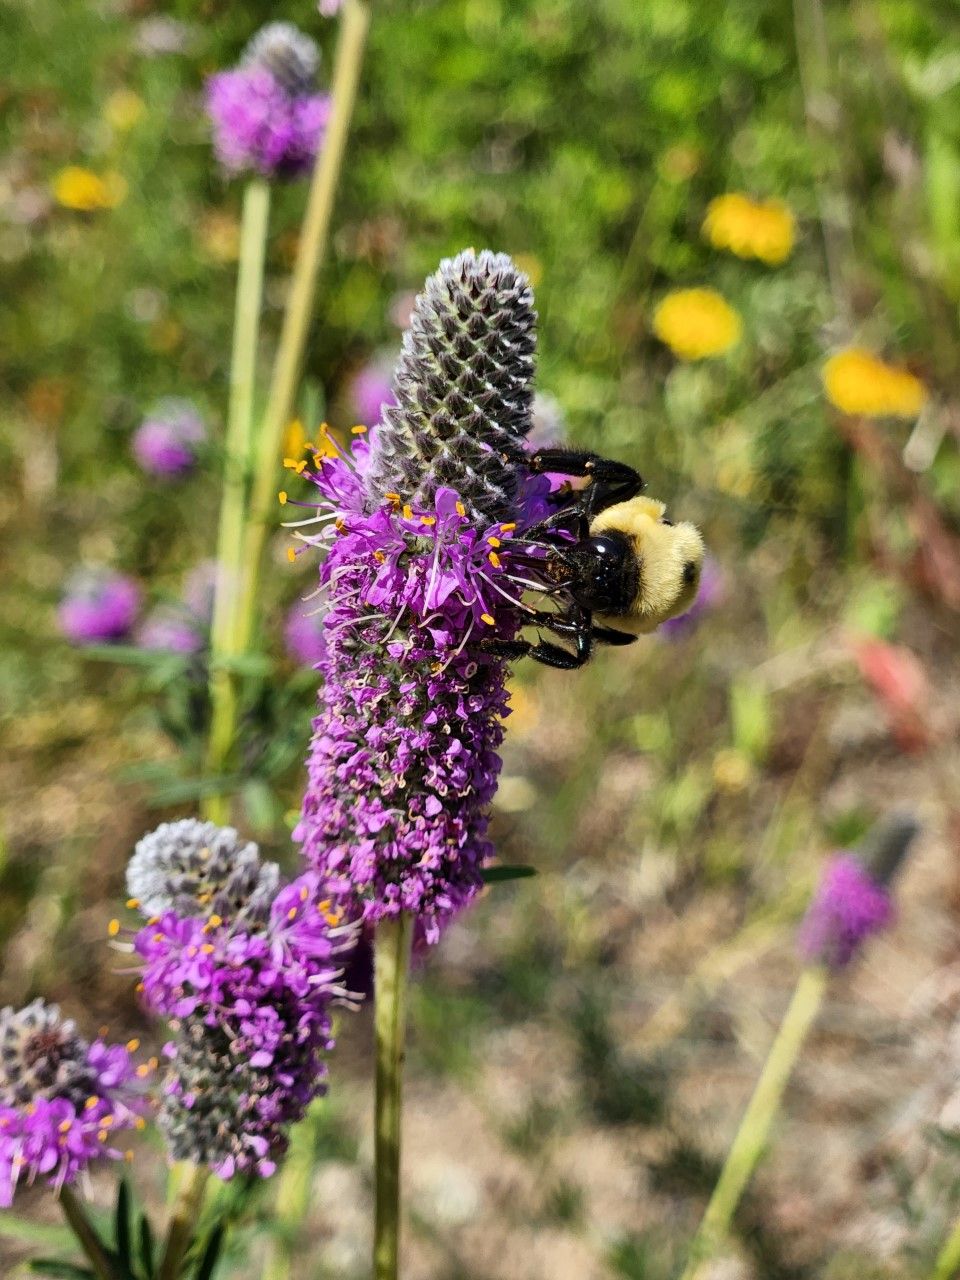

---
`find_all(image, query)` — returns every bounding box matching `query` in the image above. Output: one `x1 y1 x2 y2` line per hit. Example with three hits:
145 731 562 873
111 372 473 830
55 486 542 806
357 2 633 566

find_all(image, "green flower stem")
679 965 828 1280
204 176 271 824
158 1162 210 1280
930 1215 960 1280
261 1096 327 1280
237 0 371 654
373 913 413 1280
58 1185 118 1280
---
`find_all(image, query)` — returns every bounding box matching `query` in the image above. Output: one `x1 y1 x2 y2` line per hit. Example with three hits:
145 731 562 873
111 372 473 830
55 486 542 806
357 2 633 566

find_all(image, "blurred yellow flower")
703 193 795 266
53 166 127 212
653 288 742 360
712 748 753 794
197 210 241 263
104 89 146 133
822 348 927 419
283 418 308 459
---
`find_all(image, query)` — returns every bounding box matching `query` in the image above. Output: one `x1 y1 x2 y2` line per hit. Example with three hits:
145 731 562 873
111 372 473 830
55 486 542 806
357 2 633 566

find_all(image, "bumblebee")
487 448 704 669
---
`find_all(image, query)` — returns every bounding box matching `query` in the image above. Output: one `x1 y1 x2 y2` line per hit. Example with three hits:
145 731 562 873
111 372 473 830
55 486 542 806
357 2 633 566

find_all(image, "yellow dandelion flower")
104 89 146 133
703 193 795 266
822 348 927 419
652 288 742 361
53 167 127 212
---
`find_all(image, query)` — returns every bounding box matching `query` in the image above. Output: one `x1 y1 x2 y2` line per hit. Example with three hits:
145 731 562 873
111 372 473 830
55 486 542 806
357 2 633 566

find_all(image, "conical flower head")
364 249 537 522
0 1001 89 1108
243 22 319 96
126 819 279 922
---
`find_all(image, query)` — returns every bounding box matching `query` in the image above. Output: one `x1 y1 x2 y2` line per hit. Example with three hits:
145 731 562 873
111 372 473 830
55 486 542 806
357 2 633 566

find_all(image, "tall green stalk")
204 177 271 824
158 1163 210 1280
238 0 371 654
58 1186 118 1280
679 966 828 1280
930 1214 960 1280
373 914 413 1280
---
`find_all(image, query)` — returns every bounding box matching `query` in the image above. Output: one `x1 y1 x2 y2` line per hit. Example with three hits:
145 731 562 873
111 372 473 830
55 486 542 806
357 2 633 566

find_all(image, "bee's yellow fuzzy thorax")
590 496 704 635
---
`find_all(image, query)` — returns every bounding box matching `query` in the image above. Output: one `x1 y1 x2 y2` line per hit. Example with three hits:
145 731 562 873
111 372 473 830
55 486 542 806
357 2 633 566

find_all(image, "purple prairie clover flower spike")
660 554 727 639
134 868 356 1179
285 597 327 667
0 1000 143 1205
138 605 204 655
132 398 206 477
318 0 344 16
58 568 140 645
182 560 219 626
798 813 919 969
350 352 397 430
295 250 559 943
206 23 329 181
126 818 279 921
364 249 537 524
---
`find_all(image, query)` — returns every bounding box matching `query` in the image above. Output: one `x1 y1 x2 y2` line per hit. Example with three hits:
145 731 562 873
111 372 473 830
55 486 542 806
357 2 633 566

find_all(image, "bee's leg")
527 449 644 517
592 624 638 647
481 606 594 669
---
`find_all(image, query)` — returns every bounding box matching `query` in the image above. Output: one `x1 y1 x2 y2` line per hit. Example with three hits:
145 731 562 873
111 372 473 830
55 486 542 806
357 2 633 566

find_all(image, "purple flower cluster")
0 1001 143 1205
294 457 534 941
798 815 919 970
130 823 355 1178
137 561 219 655
132 399 206 477
58 569 140 645
206 24 330 180
797 854 893 969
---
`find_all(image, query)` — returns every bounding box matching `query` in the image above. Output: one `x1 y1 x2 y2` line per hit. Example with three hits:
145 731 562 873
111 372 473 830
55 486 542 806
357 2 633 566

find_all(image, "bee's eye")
682 561 698 585
661 517 674 526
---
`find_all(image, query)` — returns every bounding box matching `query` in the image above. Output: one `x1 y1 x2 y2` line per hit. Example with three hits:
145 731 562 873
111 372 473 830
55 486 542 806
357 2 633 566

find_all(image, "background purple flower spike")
58 568 141 645
350 352 397 429
285 597 328 667
206 23 330 180
798 813 919 969
660 554 726 639
138 606 205 655
132 398 206 477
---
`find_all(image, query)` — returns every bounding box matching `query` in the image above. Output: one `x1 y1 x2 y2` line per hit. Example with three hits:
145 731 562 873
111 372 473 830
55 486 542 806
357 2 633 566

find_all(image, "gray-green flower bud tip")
364 248 537 523
126 818 279 921
856 810 920 887
243 22 319 95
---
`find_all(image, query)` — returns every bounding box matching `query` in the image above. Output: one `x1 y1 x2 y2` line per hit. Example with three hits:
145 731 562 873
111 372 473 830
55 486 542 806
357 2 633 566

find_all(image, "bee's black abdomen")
567 532 638 615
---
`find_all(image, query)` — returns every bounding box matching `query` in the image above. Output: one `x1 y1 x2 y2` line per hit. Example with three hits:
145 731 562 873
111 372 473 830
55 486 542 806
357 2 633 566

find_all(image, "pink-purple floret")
206 66 330 180
798 853 894 969
132 403 206 477
58 570 141 645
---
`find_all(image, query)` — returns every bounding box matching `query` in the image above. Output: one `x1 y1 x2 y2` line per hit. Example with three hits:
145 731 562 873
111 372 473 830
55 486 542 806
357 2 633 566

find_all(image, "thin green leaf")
192 1225 225 1280
146 775 245 806
81 646 189 670
113 1181 131 1274
481 865 538 883
137 1215 155 1280
27 1262 95 1279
